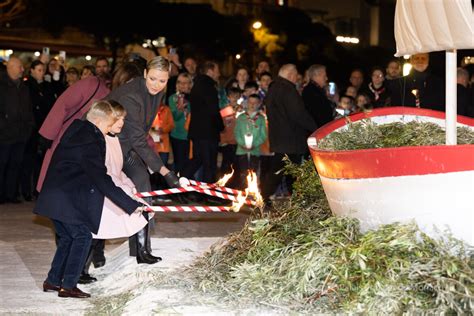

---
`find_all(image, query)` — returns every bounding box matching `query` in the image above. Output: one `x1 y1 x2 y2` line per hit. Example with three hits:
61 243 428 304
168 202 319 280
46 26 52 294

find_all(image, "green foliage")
318 120 474 151
188 158 474 313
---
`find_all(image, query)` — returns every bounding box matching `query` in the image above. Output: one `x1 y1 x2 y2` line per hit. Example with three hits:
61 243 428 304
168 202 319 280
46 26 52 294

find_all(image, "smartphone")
42 47 50 56
329 82 336 95
169 47 176 55
59 50 66 60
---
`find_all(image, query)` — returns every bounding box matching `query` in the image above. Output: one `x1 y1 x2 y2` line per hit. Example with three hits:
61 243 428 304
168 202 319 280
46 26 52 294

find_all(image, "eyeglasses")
372 74 384 78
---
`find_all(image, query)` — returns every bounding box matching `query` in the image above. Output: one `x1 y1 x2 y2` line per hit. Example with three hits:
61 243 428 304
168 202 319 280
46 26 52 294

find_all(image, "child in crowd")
356 93 372 112
150 103 175 190
257 71 272 100
241 81 259 109
169 73 192 176
150 103 175 168
219 87 241 178
34 100 143 298
335 94 355 118
234 94 267 189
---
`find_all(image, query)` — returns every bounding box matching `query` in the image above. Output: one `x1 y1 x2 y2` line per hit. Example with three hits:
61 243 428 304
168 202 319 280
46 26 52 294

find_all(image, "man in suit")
262 64 317 205
389 53 445 110
0 56 34 204
35 101 143 298
302 64 334 128
183 61 224 183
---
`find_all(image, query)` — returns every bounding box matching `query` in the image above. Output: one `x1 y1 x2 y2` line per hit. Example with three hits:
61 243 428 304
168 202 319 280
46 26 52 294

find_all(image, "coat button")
90 189 95 193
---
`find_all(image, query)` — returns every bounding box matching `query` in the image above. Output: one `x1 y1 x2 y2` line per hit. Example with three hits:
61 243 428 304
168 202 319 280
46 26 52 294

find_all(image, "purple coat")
37 76 110 191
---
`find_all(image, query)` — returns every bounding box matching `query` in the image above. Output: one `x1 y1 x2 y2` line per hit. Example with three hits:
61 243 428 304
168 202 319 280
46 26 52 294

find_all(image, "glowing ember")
231 170 264 212
215 168 234 187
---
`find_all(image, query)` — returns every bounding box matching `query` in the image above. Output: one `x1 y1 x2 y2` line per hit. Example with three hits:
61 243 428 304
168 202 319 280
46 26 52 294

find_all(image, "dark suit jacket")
106 78 165 172
188 74 224 141
302 81 334 129
265 76 317 154
0 73 34 143
34 119 141 233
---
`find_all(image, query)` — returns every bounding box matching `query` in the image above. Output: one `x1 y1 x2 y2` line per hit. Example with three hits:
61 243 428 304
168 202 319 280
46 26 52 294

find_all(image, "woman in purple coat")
37 75 110 192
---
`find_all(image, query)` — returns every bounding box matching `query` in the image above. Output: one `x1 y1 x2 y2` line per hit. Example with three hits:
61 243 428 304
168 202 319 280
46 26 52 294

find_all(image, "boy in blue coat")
34 100 143 298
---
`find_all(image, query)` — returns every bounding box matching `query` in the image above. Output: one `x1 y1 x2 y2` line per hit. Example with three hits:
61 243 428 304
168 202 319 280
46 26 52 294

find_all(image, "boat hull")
308 107 474 245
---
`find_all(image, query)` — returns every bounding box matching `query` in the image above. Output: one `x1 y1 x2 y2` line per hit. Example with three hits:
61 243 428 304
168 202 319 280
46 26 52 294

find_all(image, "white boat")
307 107 474 245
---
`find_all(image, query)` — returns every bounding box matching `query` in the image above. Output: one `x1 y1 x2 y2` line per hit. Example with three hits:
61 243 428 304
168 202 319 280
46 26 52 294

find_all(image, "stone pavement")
0 201 250 315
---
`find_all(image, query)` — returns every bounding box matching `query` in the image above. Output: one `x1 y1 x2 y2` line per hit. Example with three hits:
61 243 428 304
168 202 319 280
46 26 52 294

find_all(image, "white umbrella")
394 0 474 145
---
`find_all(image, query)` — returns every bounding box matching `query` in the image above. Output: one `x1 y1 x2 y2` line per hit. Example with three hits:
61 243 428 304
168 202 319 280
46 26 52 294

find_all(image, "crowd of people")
1 50 473 298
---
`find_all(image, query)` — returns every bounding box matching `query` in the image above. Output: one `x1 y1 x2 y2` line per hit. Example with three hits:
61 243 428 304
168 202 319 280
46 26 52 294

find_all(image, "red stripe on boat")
308 107 474 179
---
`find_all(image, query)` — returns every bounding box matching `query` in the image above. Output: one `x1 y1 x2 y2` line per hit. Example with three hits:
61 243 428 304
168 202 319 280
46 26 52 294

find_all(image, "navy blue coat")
34 119 141 233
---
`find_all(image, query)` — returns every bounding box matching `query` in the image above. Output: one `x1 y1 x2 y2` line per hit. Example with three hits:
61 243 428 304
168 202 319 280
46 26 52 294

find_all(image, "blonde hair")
86 100 115 121
108 99 127 118
147 56 170 73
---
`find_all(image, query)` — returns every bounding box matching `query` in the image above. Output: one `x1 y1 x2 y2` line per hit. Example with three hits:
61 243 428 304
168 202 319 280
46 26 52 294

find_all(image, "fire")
231 170 264 212
216 168 234 187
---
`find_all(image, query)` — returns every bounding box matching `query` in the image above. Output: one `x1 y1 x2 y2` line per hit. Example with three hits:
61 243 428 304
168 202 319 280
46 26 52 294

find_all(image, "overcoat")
34 119 141 234
265 76 317 154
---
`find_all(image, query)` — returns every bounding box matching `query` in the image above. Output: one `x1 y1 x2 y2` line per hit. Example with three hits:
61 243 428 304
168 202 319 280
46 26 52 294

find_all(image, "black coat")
265 76 317 154
302 81 334 129
0 73 34 143
34 119 141 233
188 74 224 141
25 77 57 129
106 77 165 173
388 70 445 111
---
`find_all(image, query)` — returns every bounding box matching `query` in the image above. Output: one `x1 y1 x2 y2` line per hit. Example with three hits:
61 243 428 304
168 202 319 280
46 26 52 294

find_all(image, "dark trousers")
236 154 260 189
20 132 40 198
47 220 92 289
183 139 219 183
0 142 26 201
123 151 153 256
220 144 237 175
170 137 189 176
261 153 304 201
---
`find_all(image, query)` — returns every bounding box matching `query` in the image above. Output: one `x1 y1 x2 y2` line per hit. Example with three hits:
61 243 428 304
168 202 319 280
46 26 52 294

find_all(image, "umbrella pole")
445 49 457 145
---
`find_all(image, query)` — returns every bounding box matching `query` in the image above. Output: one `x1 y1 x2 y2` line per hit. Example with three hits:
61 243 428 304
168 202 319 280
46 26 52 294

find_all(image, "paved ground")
0 200 250 314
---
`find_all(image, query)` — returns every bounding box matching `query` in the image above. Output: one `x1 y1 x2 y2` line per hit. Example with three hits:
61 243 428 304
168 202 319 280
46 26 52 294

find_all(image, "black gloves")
163 171 180 188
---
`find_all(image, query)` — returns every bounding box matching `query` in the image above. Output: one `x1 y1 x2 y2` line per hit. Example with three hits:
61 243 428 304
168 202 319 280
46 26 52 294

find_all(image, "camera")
169 47 176 55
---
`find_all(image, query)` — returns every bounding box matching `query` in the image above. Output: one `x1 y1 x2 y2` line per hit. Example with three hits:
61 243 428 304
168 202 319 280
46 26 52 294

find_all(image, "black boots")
78 245 97 284
92 239 106 268
136 225 162 264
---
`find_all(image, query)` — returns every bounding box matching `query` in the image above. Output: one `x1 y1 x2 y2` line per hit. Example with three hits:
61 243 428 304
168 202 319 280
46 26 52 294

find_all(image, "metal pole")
445 49 457 145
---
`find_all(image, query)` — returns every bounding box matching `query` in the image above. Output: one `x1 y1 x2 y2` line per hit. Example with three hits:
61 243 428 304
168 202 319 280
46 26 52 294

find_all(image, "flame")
231 170 264 212
216 167 234 187
231 191 247 212
411 89 419 97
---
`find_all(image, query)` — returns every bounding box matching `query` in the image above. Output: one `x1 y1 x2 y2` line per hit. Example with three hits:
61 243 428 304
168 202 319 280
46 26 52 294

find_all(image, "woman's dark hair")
111 62 143 90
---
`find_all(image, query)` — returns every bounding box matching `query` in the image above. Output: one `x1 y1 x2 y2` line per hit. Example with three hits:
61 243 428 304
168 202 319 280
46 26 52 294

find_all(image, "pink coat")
37 76 110 191
93 135 148 239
